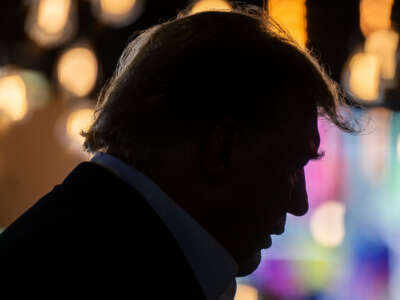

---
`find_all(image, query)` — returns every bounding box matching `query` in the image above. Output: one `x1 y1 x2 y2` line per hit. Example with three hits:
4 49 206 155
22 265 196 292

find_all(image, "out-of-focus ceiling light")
91 0 146 27
25 0 77 48
190 0 232 14
55 101 95 157
56 46 98 98
360 0 394 38
0 72 28 122
347 52 381 102
268 0 307 48
310 201 346 247
365 30 399 80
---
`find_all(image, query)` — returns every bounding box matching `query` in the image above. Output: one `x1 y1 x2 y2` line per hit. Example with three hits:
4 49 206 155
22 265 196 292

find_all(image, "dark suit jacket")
0 162 206 299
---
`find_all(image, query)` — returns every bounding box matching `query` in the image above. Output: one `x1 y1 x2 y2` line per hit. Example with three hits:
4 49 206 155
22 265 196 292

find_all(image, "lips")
270 215 286 235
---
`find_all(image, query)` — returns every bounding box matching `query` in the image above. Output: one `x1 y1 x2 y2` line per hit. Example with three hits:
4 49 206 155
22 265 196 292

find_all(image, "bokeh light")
0 73 28 122
92 0 145 27
55 102 95 156
348 52 381 102
310 201 346 247
66 108 94 147
190 0 232 14
37 0 71 34
57 46 98 97
365 30 399 80
25 0 76 48
101 0 136 15
267 0 307 48
234 283 258 300
360 0 395 37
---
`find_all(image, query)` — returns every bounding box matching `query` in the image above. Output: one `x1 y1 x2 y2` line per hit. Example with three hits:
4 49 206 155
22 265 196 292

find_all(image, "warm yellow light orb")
234 284 258 300
360 0 394 37
268 0 307 48
190 0 232 14
349 52 381 101
57 47 98 97
66 108 94 147
365 30 399 80
310 201 346 247
26 0 75 48
37 0 71 34
100 0 136 15
0 74 28 121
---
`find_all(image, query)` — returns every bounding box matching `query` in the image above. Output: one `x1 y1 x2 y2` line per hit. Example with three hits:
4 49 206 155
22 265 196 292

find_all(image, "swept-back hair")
82 2 358 163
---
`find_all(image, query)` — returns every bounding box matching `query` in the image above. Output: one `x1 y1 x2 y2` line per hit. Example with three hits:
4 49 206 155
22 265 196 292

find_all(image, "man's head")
82 4 355 276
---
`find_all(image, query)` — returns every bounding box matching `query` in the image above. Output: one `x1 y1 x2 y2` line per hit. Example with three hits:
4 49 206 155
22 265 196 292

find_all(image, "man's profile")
0 3 356 299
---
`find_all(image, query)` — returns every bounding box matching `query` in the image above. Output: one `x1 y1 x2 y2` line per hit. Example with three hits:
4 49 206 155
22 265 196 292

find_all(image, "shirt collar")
90 152 238 300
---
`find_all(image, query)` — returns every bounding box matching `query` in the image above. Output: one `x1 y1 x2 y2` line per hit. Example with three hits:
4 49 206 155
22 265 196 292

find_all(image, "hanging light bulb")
365 30 399 80
360 0 394 38
347 52 381 102
0 72 28 122
55 101 95 157
91 0 145 27
268 0 308 48
56 45 98 98
25 0 77 48
190 0 232 15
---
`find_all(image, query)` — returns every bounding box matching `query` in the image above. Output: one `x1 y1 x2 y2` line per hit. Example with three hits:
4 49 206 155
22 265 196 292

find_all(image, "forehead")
265 109 320 158
254 89 321 157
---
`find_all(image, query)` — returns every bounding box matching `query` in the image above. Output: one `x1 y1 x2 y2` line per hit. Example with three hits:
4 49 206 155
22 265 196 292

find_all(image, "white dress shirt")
90 152 238 300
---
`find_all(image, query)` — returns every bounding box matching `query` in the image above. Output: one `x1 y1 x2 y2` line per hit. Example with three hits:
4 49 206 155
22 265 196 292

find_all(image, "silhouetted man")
0 3 355 299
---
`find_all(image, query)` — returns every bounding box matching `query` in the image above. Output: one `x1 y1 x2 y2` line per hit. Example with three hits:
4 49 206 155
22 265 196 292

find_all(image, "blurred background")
0 0 399 299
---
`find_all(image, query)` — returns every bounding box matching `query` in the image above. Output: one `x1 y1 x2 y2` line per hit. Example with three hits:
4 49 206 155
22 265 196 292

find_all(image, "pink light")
305 119 345 209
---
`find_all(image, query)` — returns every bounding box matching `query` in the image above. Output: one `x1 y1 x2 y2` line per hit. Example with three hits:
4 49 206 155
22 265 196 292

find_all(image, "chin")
236 251 262 277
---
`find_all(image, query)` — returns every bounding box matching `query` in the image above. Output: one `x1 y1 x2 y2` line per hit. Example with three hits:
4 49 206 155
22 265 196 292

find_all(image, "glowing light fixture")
268 0 307 48
234 284 258 300
190 0 232 14
348 52 381 102
0 74 28 122
55 101 95 156
100 0 136 15
360 0 394 37
92 0 145 27
66 108 94 148
365 30 399 80
37 0 71 34
57 46 98 97
310 201 346 247
25 0 76 48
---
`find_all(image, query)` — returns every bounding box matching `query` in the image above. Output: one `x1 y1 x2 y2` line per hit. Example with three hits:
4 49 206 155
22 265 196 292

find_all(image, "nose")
287 169 309 216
